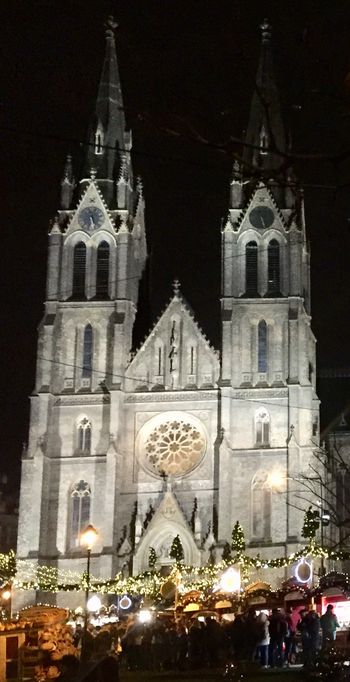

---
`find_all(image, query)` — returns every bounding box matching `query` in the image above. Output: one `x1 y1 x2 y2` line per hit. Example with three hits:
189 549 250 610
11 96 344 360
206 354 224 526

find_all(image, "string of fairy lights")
0 541 348 599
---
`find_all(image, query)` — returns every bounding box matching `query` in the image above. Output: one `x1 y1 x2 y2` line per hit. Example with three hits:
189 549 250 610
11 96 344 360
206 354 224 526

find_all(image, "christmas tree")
231 521 245 553
170 535 184 564
302 506 320 540
148 546 157 569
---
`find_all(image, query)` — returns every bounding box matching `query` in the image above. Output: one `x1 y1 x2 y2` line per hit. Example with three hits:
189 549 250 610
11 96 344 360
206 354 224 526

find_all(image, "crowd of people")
69 602 340 674
50 602 341 680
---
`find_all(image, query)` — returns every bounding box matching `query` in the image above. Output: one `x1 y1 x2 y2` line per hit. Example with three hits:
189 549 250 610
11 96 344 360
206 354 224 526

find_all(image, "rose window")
143 419 205 477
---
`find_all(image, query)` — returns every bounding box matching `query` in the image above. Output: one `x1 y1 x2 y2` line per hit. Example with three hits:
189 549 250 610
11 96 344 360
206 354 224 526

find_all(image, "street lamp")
80 524 98 661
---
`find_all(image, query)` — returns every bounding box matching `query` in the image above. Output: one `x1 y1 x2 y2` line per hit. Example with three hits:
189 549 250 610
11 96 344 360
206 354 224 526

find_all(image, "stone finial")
105 15 118 40
260 18 272 43
173 279 181 296
90 167 97 180
49 216 61 235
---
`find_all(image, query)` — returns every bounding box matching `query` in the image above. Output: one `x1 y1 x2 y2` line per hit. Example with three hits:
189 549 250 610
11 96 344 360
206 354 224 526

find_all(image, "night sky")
2 0 350 488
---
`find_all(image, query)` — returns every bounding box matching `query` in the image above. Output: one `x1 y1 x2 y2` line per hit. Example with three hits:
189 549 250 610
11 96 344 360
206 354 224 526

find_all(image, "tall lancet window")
258 320 268 372
245 242 258 296
72 242 86 299
70 480 91 549
255 408 270 446
267 239 280 295
77 418 92 454
260 125 268 155
96 241 110 298
251 471 272 540
94 122 104 155
82 324 93 378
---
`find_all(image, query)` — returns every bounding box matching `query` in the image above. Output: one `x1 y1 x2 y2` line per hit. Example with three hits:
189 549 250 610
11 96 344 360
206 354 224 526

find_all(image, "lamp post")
80 524 98 661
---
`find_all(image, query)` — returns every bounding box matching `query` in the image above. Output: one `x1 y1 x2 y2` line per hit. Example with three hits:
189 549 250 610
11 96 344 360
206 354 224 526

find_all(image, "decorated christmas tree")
148 546 157 569
170 535 184 564
302 506 320 540
231 521 245 554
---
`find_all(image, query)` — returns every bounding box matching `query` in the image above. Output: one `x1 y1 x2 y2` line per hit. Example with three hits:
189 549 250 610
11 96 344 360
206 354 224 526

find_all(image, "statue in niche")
169 321 179 388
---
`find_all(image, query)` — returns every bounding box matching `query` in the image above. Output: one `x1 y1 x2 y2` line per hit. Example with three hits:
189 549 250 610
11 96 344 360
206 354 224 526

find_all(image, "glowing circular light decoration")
294 558 312 584
119 595 132 610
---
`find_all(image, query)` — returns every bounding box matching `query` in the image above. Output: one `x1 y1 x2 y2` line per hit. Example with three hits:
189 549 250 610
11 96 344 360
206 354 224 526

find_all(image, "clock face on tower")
78 206 105 232
249 206 274 230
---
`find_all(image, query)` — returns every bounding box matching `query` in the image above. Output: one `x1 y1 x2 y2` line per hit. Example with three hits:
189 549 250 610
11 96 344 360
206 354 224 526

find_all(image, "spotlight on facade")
267 470 286 489
219 567 240 593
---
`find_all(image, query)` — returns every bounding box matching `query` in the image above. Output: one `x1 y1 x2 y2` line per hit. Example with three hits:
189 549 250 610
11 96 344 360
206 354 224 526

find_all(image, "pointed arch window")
246 241 258 296
255 408 270 446
267 239 280 295
95 123 104 155
260 125 268 155
70 480 91 549
72 242 86 299
82 325 93 379
77 417 92 454
96 241 110 298
258 320 268 372
251 471 271 540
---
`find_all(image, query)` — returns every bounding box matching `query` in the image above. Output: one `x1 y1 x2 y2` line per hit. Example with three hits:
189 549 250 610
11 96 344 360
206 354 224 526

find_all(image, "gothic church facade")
17 21 319 592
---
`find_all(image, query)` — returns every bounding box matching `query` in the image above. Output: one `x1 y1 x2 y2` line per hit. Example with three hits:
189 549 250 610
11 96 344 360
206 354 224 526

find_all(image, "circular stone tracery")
143 419 205 477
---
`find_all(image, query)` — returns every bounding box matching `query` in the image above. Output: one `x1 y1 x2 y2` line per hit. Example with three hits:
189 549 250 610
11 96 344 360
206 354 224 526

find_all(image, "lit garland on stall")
0 542 346 597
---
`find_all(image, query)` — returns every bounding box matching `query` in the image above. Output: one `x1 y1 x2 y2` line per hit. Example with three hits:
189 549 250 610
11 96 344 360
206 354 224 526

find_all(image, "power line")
1 124 347 192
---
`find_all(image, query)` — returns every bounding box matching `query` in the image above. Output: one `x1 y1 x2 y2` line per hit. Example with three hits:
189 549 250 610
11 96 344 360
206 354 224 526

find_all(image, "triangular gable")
64 178 116 237
133 489 201 572
125 292 219 391
234 182 288 234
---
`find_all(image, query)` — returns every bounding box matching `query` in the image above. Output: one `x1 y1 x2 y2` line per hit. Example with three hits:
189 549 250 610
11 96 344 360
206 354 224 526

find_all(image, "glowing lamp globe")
80 524 98 550
1 590 11 601
87 595 102 612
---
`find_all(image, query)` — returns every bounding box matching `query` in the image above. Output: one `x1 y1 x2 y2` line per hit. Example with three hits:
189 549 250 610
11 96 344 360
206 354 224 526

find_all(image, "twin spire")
62 18 287 207
243 19 286 176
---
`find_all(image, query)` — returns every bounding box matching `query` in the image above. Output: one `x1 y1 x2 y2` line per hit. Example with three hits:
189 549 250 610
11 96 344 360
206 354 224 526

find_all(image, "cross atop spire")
242 20 286 176
83 16 130 206
173 279 181 296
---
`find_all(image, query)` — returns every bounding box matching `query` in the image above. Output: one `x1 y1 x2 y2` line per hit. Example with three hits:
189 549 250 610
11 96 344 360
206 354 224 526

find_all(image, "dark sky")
2 0 350 487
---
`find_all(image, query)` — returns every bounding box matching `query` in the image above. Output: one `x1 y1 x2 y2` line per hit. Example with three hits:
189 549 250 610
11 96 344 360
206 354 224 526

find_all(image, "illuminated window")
70 480 91 549
77 418 92 453
255 408 270 446
72 242 86 299
251 471 271 540
94 124 104 155
258 320 268 372
267 239 280 295
246 242 258 295
260 125 268 155
96 241 110 298
82 325 93 378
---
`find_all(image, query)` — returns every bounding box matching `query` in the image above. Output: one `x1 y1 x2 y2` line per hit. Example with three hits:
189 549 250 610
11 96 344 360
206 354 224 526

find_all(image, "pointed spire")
84 16 129 205
243 20 286 176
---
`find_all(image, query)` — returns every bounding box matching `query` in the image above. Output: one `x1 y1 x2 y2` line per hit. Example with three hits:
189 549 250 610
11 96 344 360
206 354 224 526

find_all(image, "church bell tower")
17 19 147 583
219 21 319 555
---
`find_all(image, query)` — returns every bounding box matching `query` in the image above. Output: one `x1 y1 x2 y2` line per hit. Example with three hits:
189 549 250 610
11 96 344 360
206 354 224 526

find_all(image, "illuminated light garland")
0 543 346 597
